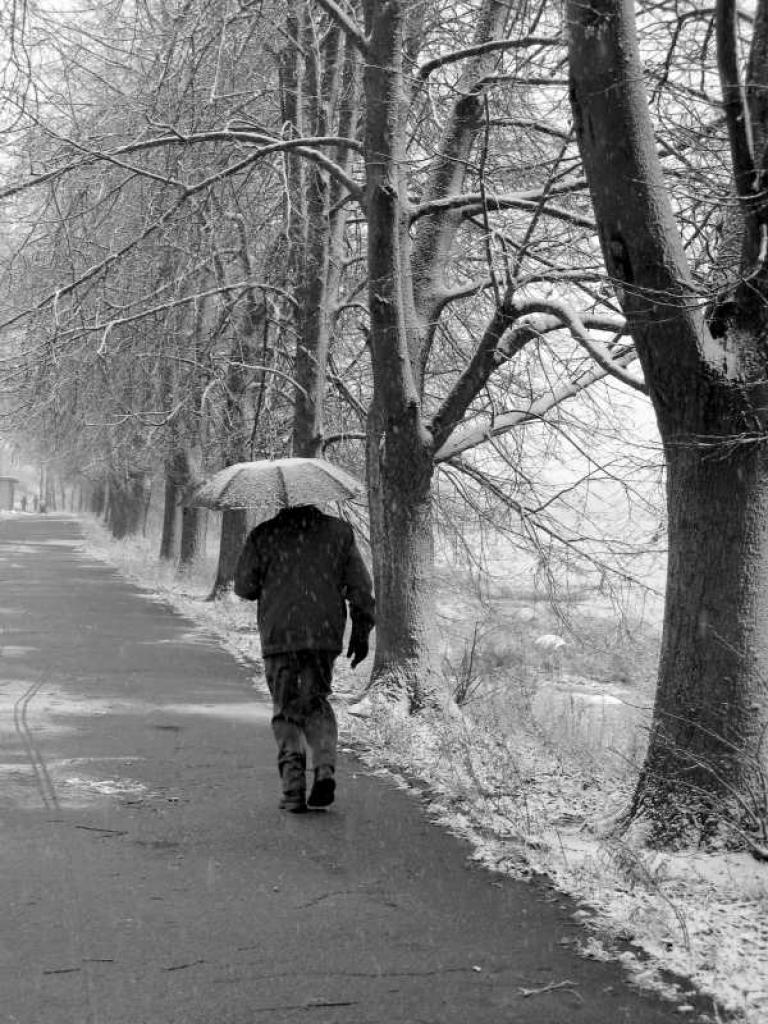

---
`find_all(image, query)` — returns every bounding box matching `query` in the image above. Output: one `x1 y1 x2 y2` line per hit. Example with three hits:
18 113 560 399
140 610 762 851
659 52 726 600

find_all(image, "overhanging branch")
0 131 364 205
411 189 594 231
418 35 561 81
434 348 640 462
514 297 646 393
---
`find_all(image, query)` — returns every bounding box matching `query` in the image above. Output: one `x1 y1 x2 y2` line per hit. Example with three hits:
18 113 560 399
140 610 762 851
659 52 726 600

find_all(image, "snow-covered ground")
78 519 767 1023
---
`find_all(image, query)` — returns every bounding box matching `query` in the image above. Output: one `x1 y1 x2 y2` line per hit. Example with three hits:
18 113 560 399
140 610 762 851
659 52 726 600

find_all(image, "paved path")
0 515 711 1024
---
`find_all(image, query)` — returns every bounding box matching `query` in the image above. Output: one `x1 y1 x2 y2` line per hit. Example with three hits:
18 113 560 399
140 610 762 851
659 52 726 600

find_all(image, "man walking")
234 505 375 813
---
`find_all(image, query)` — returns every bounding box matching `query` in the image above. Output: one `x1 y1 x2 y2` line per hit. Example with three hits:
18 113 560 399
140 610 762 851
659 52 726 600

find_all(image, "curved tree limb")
53 281 294 343
418 35 560 81
434 347 640 462
0 131 364 204
513 297 647 394
411 190 594 230
428 297 534 453
428 289 637 456
322 431 367 450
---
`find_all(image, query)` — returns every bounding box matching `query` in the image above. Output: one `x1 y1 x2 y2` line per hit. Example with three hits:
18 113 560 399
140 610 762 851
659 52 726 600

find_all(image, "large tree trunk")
365 402 440 709
159 448 198 563
568 0 768 849
208 509 248 599
359 0 512 709
106 474 149 540
93 477 108 520
159 464 181 561
631 425 768 847
362 0 443 709
178 505 208 570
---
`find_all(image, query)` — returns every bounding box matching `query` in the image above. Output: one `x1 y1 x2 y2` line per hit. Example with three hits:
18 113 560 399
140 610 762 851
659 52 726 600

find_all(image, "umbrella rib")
278 466 289 508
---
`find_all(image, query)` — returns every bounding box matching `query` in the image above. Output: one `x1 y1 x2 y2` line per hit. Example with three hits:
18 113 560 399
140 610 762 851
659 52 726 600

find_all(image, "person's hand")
346 621 369 668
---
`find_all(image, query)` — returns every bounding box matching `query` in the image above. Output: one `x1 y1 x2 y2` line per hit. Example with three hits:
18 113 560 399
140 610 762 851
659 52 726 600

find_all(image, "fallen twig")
519 978 578 998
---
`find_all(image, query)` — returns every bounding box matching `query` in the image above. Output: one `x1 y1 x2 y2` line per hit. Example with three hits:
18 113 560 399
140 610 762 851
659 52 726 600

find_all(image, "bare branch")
747 0 768 225
438 457 654 587
491 118 572 142
434 348 640 462
58 281 295 343
716 0 756 203
412 190 594 231
130 131 364 201
0 195 186 333
429 297 532 453
311 0 370 57
0 132 364 204
322 431 367 450
428 291 636 456
418 35 560 81
410 0 513 388
514 297 647 393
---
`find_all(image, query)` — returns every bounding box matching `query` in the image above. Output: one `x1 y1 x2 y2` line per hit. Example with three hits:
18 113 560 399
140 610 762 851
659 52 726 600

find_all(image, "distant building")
0 477 19 510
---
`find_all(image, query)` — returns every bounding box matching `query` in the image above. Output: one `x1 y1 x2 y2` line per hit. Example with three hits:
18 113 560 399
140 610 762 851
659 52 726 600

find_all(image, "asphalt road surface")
0 515 713 1024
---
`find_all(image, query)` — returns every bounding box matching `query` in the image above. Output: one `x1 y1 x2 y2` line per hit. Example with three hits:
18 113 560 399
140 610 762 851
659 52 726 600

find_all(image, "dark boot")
307 767 335 809
279 790 307 813
278 753 306 812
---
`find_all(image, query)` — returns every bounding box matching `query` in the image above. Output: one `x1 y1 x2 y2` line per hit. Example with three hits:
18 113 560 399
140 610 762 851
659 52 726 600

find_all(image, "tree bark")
361 0 443 708
360 0 523 708
365 401 439 709
93 477 108 520
354 0 522 708
177 442 208 572
159 456 182 561
178 505 207 569
208 509 248 599
632 428 768 847
206 227 263 596
290 17 360 457
159 443 203 565
291 16 334 458
106 473 149 540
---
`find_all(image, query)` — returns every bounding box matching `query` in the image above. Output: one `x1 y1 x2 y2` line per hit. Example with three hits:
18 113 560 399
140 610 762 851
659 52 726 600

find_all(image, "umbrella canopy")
187 457 364 512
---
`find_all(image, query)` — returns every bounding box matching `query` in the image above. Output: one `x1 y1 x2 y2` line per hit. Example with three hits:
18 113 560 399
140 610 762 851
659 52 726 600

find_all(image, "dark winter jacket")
233 506 375 656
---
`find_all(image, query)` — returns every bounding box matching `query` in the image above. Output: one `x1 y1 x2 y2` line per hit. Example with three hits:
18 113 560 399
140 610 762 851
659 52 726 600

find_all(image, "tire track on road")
9 674 98 1022
12 676 59 809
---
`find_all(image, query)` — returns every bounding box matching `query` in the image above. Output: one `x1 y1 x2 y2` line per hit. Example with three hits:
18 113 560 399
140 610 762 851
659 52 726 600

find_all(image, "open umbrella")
186 457 364 513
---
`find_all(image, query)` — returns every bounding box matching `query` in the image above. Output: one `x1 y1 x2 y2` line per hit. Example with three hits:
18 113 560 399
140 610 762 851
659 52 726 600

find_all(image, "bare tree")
568 0 768 851
319 0 643 708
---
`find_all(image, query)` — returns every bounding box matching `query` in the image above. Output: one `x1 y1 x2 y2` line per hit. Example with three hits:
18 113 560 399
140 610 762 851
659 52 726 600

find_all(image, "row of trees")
1 0 765 853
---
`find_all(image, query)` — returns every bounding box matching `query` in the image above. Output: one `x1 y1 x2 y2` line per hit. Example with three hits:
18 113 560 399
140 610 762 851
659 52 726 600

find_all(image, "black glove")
346 619 370 668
